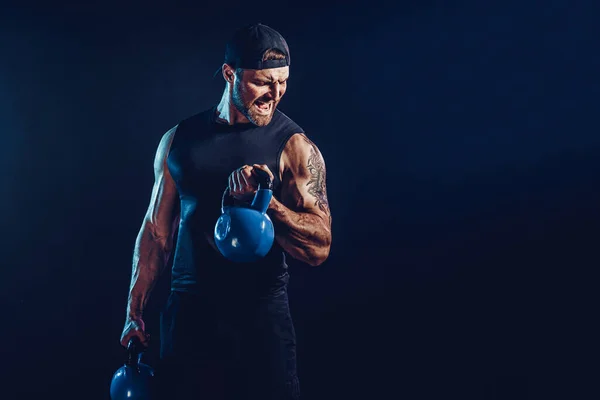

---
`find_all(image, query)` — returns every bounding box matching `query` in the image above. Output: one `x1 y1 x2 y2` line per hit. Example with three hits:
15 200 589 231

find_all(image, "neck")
215 88 250 125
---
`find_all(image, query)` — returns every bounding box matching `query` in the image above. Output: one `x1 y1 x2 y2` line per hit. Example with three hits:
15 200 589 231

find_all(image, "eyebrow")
257 75 287 82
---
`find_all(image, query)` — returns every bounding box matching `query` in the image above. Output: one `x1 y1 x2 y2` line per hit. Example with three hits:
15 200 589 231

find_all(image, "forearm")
268 197 331 266
127 225 171 319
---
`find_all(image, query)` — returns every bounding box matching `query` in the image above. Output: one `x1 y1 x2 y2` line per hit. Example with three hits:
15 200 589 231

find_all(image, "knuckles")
229 165 257 196
228 164 274 197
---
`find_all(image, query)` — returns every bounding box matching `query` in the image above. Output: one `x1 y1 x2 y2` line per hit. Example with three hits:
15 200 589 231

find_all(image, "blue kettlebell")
214 168 275 263
110 337 156 400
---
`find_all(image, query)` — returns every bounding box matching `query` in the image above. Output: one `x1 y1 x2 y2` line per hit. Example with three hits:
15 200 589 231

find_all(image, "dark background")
1 0 598 399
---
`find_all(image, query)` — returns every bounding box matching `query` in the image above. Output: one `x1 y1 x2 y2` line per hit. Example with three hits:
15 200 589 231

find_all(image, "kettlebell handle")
126 337 144 366
221 168 273 213
252 168 273 191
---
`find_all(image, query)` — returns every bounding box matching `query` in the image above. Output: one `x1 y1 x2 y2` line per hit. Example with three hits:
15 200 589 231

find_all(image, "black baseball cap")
223 23 291 70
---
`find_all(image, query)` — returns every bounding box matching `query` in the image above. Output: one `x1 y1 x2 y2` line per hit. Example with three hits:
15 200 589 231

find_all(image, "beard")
232 82 276 127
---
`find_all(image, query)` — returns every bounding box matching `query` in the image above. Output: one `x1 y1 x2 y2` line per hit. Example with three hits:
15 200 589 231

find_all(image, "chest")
167 131 283 198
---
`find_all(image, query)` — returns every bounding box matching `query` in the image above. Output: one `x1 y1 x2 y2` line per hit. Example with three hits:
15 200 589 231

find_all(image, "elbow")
307 258 326 267
284 232 332 266
307 244 331 267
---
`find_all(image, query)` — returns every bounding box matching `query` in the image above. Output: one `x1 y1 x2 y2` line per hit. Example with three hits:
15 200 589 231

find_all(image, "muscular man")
119 23 332 400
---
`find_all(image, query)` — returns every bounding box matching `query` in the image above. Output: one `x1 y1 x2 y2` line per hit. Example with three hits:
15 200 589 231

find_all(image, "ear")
222 63 236 83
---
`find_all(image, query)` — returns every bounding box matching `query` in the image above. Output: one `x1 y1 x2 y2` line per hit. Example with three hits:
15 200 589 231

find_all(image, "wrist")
127 313 143 323
126 304 143 321
267 195 281 211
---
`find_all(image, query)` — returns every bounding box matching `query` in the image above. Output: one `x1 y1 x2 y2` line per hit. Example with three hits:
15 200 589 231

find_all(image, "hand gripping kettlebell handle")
252 168 273 191
221 168 273 213
126 336 144 367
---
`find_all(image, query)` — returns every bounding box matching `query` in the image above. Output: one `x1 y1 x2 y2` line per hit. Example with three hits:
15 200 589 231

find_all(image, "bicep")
280 134 331 220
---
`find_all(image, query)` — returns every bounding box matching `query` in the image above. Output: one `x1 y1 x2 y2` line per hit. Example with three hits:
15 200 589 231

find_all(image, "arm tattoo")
305 141 330 215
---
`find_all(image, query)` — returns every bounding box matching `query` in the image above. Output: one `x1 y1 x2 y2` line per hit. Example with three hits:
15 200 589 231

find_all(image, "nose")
269 82 282 102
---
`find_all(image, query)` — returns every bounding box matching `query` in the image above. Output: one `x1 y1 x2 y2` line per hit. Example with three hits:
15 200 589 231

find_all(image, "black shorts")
157 289 300 400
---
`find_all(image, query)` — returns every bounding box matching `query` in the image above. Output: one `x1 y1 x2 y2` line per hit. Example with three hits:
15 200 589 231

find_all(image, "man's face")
231 66 289 127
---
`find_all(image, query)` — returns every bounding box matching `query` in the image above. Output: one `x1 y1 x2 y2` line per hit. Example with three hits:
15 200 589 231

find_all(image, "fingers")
227 164 273 200
252 164 275 181
228 169 244 194
138 331 150 347
121 330 149 348
229 165 257 199
120 319 150 348
239 165 254 185
236 167 249 191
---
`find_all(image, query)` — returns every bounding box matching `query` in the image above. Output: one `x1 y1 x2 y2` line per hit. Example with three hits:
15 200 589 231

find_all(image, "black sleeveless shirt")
166 107 304 297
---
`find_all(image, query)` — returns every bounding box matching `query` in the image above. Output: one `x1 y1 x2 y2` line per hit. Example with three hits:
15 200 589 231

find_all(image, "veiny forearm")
127 224 171 319
268 197 331 266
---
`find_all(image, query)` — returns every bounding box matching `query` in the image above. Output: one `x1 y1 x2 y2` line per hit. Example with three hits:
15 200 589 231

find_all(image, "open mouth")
254 100 272 114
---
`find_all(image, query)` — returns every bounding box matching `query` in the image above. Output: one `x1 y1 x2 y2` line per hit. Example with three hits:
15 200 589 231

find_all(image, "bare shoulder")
281 133 326 174
157 125 178 157
154 125 179 171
